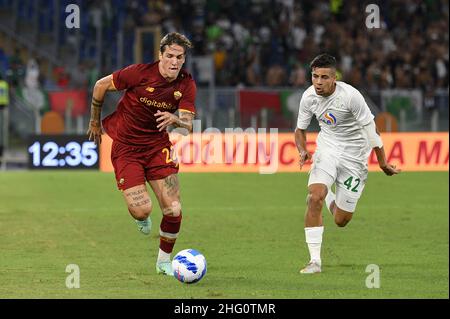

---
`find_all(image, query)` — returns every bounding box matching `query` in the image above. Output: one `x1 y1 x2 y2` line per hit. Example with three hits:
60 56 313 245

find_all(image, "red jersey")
102 62 196 147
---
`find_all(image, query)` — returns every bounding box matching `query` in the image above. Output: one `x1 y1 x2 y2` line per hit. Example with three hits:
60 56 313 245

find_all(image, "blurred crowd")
0 0 448 93
0 47 99 91
166 0 449 92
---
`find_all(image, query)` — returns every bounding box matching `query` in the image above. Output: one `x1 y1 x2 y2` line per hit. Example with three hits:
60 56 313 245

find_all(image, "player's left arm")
156 79 196 133
155 110 194 133
350 89 401 176
362 121 401 176
175 110 195 132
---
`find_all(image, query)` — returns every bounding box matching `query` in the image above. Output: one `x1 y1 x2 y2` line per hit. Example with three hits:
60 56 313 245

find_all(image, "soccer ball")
172 249 207 284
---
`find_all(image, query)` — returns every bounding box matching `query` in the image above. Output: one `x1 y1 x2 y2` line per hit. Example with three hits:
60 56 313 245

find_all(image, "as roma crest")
174 91 182 100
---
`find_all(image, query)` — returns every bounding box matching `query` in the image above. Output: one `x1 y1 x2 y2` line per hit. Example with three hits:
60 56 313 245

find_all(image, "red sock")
159 213 182 253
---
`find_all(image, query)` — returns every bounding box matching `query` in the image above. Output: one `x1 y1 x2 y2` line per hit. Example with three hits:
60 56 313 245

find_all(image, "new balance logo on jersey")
320 112 337 126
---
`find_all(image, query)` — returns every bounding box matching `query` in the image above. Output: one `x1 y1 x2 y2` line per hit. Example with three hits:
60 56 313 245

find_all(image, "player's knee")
128 202 153 221
162 201 182 217
334 216 352 227
308 192 325 208
335 219 348 227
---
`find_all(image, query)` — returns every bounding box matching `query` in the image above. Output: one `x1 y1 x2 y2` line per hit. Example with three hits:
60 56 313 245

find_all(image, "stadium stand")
0 0 448 156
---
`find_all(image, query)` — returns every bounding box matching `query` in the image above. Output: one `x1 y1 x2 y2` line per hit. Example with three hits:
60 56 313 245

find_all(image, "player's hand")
87 121 103 145
155 111 178 131
380 163 401 176
299 150 312 170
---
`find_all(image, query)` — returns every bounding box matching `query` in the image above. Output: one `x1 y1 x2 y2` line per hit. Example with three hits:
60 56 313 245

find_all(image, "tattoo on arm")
92 97 103 107
90 98 103 124
90 103 102 125
90 76 108 123
175 112 194 132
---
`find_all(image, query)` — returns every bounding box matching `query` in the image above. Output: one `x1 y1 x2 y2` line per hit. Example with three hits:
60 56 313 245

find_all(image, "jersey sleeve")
348 90 374 127
296 92 313 130
112 64 145 90
178 79 196 114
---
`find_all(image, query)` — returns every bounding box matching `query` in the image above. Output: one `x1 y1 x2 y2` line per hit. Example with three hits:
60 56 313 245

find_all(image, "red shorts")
111 141 179 191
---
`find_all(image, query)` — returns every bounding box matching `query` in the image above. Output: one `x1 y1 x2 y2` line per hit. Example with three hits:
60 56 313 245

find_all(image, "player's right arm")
295 128 312 170
295 90 314 170
87 74 117 145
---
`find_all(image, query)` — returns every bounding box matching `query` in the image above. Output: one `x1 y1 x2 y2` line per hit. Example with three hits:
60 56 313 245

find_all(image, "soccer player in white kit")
295 54 401 274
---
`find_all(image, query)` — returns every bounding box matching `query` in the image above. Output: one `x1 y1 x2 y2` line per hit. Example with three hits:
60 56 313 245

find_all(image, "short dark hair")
310 53 337 70
160 32 193 54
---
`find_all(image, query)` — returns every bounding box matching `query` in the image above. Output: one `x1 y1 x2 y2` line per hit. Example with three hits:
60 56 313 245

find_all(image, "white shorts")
307 150 368 213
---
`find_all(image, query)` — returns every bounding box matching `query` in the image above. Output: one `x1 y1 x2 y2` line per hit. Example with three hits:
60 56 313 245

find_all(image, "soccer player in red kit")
87 33 196 276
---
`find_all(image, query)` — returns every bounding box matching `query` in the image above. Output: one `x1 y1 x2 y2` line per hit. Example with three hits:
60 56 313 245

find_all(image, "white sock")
305 226 324 265
325 189 336 215
157 249 171 263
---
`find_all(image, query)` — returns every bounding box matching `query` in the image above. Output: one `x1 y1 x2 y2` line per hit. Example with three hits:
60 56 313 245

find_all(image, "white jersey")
296 81 374 161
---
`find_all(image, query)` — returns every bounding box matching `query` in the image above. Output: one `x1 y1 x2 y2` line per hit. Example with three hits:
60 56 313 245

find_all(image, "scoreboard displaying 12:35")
27 135 99 170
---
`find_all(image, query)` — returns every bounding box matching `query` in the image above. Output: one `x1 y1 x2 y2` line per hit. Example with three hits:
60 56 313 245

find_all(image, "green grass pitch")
0 171 448 298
